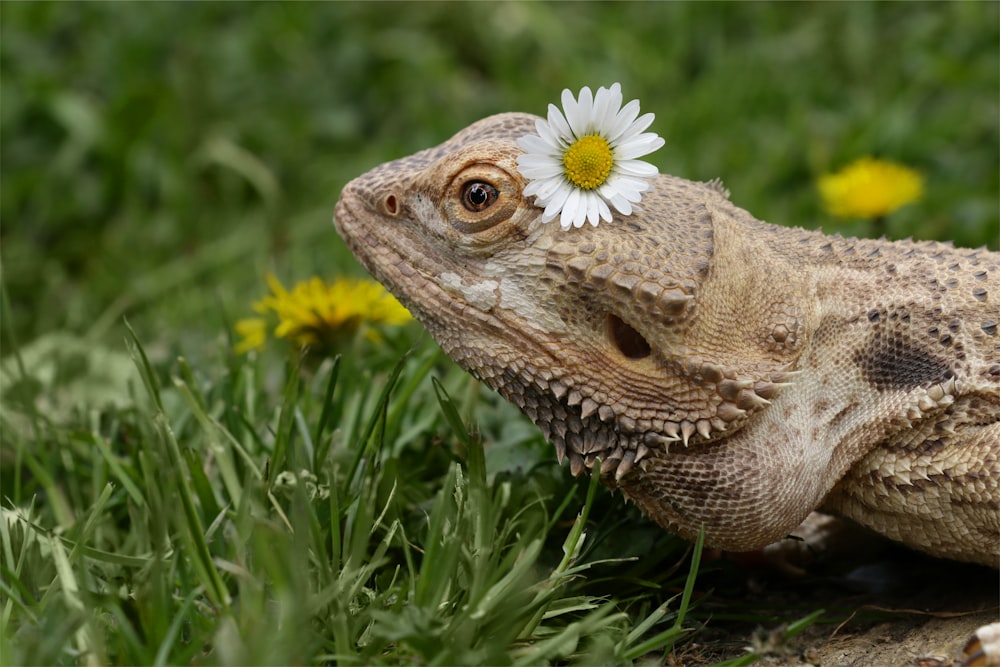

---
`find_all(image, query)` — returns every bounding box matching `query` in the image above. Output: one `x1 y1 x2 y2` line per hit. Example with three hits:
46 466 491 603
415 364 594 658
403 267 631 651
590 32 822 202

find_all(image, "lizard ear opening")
607 314 652 359
383 194 400 216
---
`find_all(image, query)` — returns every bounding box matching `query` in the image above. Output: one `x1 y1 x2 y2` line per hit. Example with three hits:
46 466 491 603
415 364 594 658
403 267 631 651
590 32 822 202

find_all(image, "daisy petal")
600 83 623 124
535 175 567 199
592 85 617 131
519 162 566 181
607 100 642 143
560 88 580 136
615 133 665 160
543 182 574 221
614 111 656 142
547 103 573 141
598 178 640 209
517 152 557 168
607 192 633 216
614 177 652 201
596 196 612 222
566 86 594 137
614 159 659 178
533 117 562 149
583 193 598 226
517 134 555 155
561 188 583 229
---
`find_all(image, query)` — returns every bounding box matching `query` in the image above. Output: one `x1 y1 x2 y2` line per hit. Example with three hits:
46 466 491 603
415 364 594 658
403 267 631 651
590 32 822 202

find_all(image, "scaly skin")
334 112 1000 567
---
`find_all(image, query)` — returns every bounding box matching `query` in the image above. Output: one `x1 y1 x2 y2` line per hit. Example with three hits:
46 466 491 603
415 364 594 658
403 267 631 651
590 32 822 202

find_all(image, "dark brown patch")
856 332 954 391
908 437 950 457
813 397 832 417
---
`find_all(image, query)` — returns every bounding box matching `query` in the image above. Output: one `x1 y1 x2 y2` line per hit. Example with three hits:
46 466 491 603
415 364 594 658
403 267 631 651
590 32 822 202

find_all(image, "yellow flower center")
562 134 613 190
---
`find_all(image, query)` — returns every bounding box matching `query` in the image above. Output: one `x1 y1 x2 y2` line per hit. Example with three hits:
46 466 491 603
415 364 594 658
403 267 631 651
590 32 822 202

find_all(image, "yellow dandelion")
818 157 924 219
234 273 411 353
234 317 268 354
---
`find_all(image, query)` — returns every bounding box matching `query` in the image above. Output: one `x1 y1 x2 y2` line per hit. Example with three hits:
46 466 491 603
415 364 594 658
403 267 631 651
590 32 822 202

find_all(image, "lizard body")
334 112 1000 567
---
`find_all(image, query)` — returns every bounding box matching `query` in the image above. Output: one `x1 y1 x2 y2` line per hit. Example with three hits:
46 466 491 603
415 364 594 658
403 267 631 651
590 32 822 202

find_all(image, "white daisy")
516 83 665 230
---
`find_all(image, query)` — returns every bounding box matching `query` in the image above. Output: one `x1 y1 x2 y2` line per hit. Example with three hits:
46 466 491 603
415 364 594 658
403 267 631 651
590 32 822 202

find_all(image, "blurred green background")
3 2 998 359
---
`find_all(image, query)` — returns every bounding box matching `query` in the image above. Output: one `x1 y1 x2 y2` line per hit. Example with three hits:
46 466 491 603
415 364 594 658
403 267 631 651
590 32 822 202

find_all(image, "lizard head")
335 112 803 481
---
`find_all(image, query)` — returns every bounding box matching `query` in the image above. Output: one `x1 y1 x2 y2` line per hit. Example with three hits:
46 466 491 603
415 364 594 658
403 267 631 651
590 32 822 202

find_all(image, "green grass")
1 3 996 664
2 328 720 664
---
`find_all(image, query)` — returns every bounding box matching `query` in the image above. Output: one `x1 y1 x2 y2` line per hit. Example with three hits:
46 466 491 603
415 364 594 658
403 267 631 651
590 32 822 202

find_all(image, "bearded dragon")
333 112 1000 570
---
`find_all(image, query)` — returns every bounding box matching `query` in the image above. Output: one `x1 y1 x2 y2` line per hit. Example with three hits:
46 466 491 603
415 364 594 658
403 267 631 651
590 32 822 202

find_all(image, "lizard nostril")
607 314 651 359
383 194 399 216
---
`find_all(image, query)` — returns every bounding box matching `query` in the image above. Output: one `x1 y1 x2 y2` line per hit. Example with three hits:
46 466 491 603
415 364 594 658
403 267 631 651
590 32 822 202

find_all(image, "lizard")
333 111 1000 570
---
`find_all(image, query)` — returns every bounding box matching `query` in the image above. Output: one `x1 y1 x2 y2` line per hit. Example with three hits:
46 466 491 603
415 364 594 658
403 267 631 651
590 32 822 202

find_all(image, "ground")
676 521 998 666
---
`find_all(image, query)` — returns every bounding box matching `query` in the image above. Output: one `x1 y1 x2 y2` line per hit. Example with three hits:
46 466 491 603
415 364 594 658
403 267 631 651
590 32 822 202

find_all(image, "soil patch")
673 533 998 666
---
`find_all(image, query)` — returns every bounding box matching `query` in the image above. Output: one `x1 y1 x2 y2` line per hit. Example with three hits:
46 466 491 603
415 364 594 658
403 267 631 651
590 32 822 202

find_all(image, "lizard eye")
445 163 519 234
462 182 499 212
